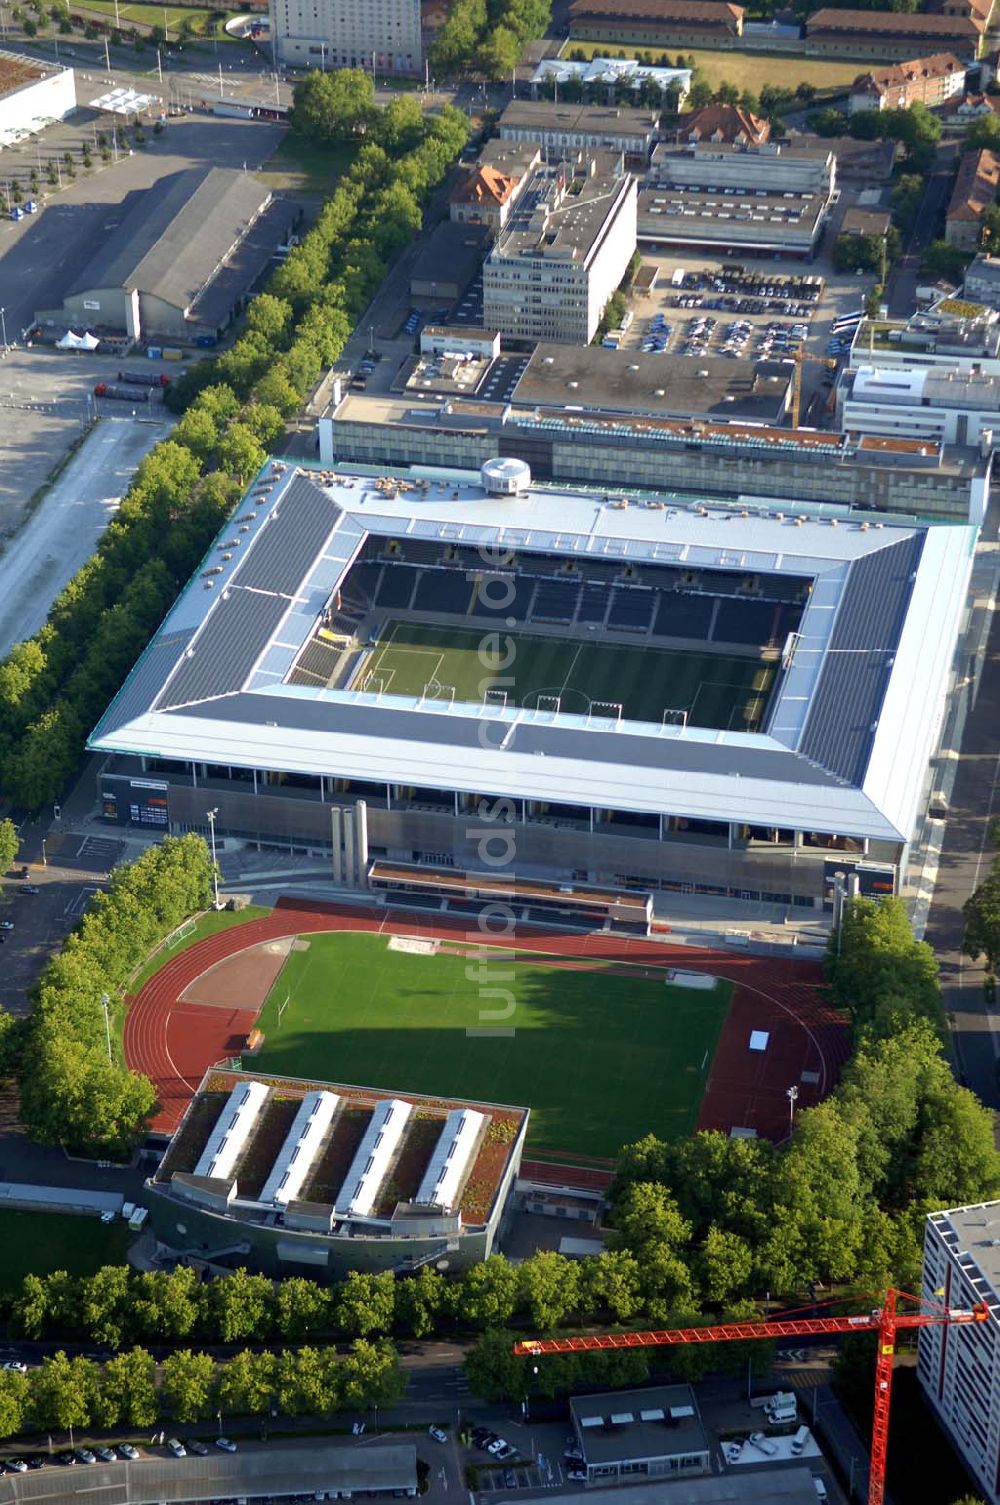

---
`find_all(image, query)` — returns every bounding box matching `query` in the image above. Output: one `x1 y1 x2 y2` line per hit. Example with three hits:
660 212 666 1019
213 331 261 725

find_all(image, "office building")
498 100 661 164
269 0 420 73
839 362 1000 445
483 159 637 344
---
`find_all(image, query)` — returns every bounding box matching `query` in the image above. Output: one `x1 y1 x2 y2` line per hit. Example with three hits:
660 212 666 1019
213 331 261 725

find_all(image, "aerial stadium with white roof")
88 456 976 918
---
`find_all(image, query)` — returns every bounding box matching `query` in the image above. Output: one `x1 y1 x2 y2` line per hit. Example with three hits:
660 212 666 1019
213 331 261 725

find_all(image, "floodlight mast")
513 1288 989 1505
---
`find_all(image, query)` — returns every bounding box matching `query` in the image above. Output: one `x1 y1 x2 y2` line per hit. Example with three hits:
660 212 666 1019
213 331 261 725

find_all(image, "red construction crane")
513 1289 989 1505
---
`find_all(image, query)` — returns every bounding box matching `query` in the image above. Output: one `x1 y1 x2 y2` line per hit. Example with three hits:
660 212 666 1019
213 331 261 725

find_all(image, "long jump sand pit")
179 937 297 1009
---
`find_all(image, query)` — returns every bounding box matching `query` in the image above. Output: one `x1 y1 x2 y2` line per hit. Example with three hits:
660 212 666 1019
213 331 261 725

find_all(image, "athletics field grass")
351 620 775 731
248 933 730 1156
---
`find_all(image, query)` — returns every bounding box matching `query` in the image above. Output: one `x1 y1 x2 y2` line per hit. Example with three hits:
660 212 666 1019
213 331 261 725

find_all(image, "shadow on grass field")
258 136 358 194
0 1210 131 1290
247 932 731 1157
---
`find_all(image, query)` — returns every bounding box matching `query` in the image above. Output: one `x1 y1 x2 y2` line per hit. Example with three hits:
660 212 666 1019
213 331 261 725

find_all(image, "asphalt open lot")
0 108 286 533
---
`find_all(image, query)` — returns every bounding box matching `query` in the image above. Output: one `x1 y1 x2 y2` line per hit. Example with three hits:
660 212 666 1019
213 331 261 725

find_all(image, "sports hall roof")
88 461 977 842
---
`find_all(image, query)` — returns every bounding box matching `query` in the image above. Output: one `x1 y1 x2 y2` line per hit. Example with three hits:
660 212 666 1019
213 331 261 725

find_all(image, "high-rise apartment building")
270 0 420 73
482 158 637 345
920 1203 1000 1505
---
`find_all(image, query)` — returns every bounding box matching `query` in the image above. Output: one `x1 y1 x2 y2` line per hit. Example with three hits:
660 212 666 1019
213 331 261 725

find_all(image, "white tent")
56 330 100 350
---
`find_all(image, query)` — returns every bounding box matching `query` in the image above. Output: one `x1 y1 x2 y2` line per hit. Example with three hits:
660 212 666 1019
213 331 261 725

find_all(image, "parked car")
503 1470 516 1488
76 1450 97 1465
186 1440 209 1457
117 1444 139 1461
18 885 39 895
25 1456 47 1469
215 1438 237 1453
5 1460 27 1473
1 1361 26 1374
427 1427 447 1444
495 1444 517 1462
487 1437 508 1456
94 1447 117 1464
567 1468 587 1482
55 1453 78 1466
0 923 13 932
166 1439 186 1458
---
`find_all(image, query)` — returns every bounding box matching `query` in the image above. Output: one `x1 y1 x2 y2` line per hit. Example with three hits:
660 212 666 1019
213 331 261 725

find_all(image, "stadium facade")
147 1069 528 1276
88 458 977 915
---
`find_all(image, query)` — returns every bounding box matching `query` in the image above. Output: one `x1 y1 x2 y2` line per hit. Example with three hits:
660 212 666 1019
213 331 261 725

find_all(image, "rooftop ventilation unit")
481 457 531 496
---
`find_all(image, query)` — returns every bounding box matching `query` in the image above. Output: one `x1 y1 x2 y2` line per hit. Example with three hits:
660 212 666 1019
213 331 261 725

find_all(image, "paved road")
925 579 1000 1106
886 139 959 318
0 416 168 657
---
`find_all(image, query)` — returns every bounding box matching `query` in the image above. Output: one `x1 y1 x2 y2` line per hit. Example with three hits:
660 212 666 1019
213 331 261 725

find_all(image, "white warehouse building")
839 364 1000 447
0 54 75 145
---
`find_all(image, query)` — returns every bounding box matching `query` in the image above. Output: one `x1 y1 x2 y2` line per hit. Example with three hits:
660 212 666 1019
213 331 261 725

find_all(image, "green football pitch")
350 620 775 730
248 933 730 1157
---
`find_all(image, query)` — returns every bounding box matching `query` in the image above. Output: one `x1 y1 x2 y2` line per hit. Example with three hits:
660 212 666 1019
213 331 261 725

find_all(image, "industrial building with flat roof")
498 99 661 163
35 167 292 342
146 1068 527 1275
511 345 795 425
0 52 75 144
88 456 976 914
0 1440 416 1504
839 362 1000 445
570 1386 711 1484
483 159 637 344
320 382 990 522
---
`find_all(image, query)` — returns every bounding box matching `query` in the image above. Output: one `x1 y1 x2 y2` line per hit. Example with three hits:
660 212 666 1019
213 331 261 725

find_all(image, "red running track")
125 899 846 1140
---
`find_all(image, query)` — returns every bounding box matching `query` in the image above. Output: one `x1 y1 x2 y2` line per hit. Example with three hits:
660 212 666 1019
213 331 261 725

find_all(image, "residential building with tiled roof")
848 52 967 112
945 147 1000 250
676 102 770 145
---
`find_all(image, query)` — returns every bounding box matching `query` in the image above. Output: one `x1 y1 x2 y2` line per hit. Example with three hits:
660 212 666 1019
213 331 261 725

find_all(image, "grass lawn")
354 620 776 731
565 40 862 96
247 933 730 1156
0 1211 131 1290
258 136 358 195
128 905 272 995
81 1 241 36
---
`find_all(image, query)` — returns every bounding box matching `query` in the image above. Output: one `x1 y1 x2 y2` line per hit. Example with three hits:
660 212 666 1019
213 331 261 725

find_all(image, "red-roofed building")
848 52 967 113
676 102 771 146
806 7 986 60
569 0 744 47
945 147 1000 250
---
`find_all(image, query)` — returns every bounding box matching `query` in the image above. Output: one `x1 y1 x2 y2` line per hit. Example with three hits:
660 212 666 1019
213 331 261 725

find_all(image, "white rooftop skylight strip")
260 1090 339 1207
193 1080 269 1183
415 1108 487 1211
335 1098 413 1218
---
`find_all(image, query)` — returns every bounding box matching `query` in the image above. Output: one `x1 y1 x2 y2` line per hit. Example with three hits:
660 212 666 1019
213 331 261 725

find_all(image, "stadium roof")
88 461 977 843
65 167 272 314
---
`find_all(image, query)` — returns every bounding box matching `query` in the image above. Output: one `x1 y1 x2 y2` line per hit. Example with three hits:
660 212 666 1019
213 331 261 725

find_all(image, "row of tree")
963 824 1000 980
5 835 214 1157
0 1339 402 1440
429 0 551 80
0 83 468 819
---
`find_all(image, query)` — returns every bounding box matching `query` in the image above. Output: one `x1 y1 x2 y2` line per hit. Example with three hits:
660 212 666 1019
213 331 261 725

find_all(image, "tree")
963 867 1000 975
517 1251 581 1332
216 1348 276 1416
335 1270 396 1337
206 1268 274 1343
826 896 942 1040
964 114 1000 153
464 1329 530 1402
161 1349 215 1422
81 1264 132 1347
457 1254 520 1328
578 1249 643 1323
131 1266 201 1340
891 172 923 233
395 1265 449 1338
93 1347 157 1428
274 1276 332 1339
215 422 266 485
290 68 375 141
0 818 19 874
922 239 970 281
0 1371 28 1439
30 1351 96 1431
695 1226 754 1305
